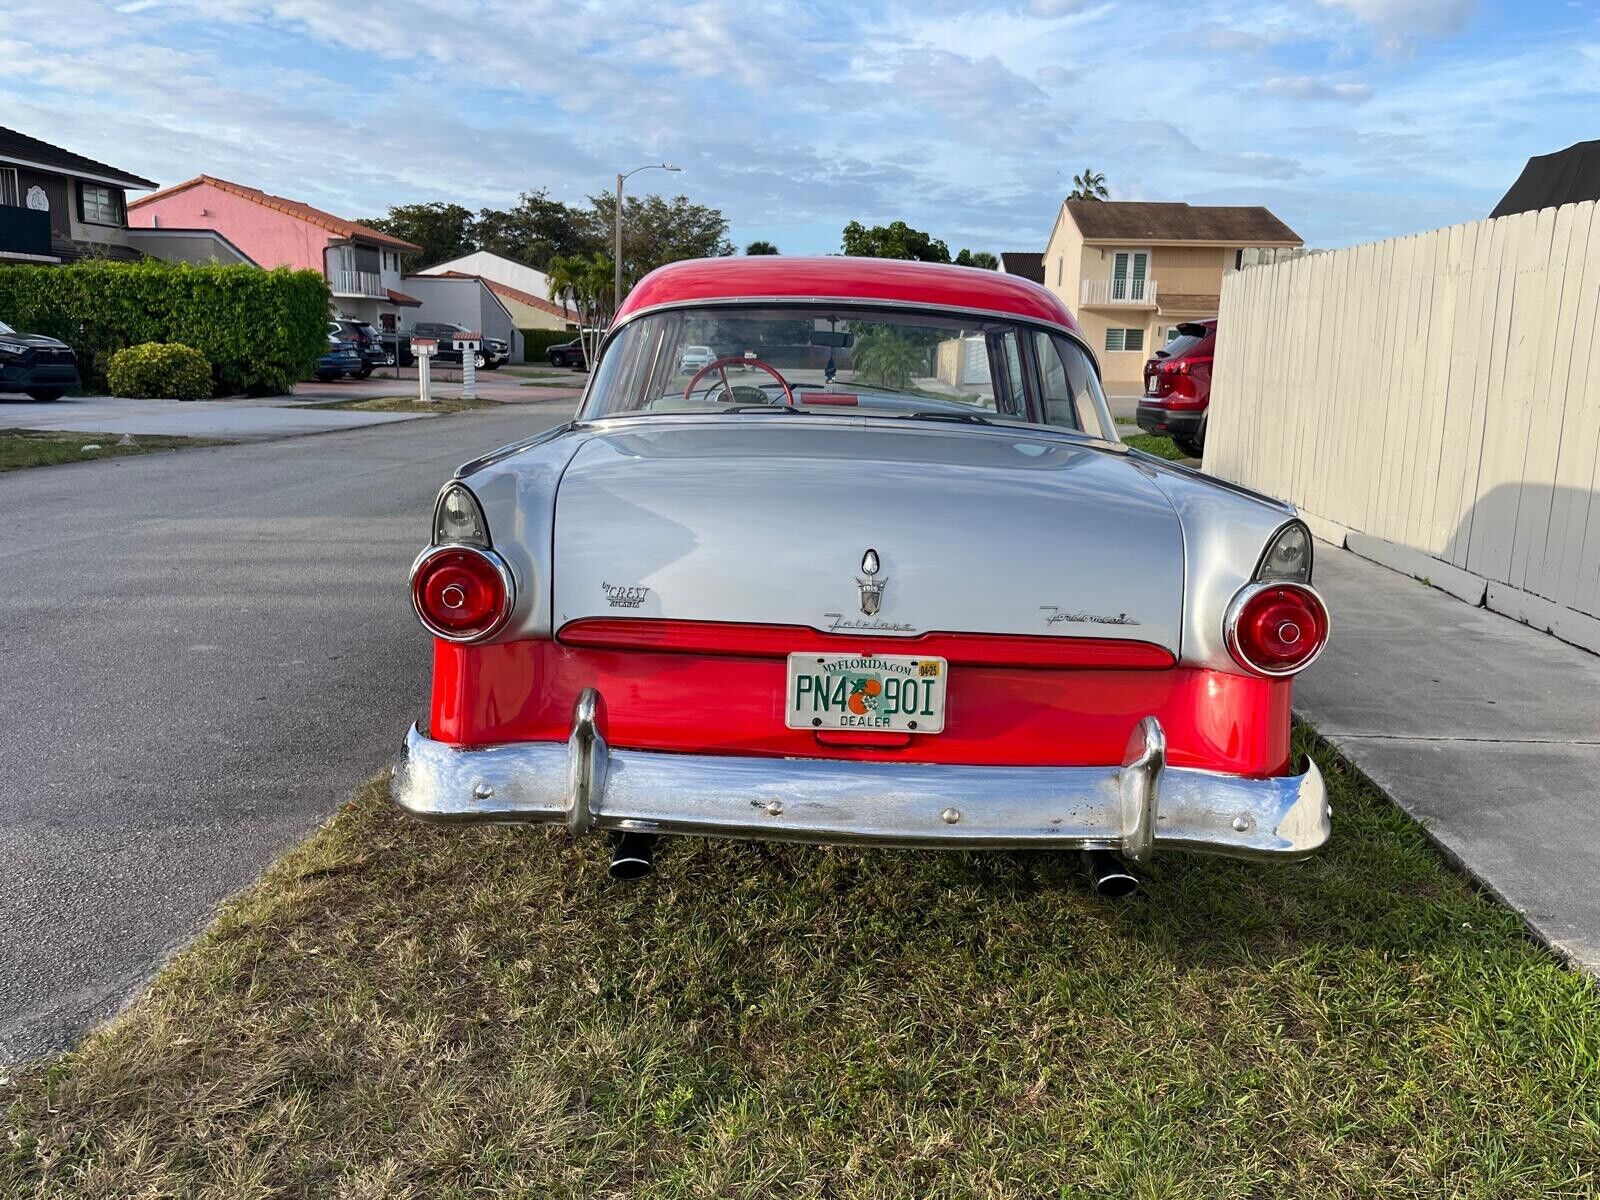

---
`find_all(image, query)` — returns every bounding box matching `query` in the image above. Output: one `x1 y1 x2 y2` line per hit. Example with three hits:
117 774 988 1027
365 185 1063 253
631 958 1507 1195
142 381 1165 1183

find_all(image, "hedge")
107 342 213 400
518 328 578 361
0 261 330 396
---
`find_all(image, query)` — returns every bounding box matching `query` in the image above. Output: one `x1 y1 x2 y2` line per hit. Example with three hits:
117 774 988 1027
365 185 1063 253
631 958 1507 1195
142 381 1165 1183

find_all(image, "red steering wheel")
684 356 794 405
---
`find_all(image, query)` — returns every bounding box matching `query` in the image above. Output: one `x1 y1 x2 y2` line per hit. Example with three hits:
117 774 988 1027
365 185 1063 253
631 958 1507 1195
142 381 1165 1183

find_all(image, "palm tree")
545 253 615 365
853 328 925 391
744 240 780 255
1068 168 1109 201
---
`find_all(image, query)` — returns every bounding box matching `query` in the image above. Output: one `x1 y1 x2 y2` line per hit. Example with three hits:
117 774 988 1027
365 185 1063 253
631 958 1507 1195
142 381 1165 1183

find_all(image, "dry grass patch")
3 732 1598 1197
0 429 224 471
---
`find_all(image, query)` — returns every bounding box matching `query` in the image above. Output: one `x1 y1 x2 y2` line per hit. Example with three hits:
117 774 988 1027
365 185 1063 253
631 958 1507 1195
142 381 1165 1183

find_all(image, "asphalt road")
0 406 569 1063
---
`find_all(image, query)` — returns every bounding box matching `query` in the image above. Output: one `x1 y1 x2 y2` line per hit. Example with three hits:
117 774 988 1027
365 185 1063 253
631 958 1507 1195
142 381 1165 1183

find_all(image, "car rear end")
318 337 362 379
1137 320 1215 450
394 423 1330 871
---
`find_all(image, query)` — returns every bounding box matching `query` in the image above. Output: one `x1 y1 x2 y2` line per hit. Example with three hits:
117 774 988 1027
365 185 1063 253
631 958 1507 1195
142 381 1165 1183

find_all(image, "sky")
2 0 1598 256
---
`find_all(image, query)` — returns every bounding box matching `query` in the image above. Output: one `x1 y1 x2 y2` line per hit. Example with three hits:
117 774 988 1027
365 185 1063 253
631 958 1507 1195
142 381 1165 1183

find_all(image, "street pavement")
0 369 583 441
1297 545 1600 974
0 405 571 1064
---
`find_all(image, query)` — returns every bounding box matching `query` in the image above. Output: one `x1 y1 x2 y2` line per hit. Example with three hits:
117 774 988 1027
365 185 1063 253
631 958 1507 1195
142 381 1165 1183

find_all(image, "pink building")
128 175 423 329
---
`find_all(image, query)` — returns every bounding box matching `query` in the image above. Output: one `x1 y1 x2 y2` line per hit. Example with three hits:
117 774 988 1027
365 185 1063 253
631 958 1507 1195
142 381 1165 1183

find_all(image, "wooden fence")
1204 201 1600 653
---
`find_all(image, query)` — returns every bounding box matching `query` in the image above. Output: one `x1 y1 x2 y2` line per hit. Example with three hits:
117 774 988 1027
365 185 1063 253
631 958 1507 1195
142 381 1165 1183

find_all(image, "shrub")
107 342 213 400
0 261 330 395
518 328 578 361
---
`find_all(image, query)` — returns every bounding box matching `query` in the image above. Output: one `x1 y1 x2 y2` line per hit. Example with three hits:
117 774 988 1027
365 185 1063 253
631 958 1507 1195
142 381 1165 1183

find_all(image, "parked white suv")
678 344 717 373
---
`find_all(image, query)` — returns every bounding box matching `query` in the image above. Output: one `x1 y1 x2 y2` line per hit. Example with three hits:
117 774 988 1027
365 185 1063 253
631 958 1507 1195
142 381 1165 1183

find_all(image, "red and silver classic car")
392 257 1330 894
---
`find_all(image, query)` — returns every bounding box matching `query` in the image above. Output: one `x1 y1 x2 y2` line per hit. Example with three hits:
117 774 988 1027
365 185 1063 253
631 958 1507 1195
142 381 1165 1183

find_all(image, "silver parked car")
393 257 1331 894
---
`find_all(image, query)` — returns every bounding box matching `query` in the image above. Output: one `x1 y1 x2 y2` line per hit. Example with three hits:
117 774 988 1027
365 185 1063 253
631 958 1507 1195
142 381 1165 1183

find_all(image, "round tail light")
410 546 514 642
1225 583 1329 676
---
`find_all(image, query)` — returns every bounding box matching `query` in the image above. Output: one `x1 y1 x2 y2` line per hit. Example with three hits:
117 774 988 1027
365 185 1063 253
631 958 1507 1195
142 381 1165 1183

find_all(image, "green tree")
852 328 926 391
954 249 999 269
362 202 476 271
588 192 734 291
1068 169 1109 201
744 240 780 255
547 251 614 365
841 220 950 262
472 190 596 269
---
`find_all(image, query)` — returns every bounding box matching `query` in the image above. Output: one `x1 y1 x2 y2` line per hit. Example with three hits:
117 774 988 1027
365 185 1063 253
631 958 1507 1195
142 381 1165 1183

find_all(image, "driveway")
0 406 570 1064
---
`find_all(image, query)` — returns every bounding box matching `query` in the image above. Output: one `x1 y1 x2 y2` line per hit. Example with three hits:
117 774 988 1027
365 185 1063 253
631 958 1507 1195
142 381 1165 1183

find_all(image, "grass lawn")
302 395 503 415
1122 431 1188 460
0 429 223 472
4 731 1597 1197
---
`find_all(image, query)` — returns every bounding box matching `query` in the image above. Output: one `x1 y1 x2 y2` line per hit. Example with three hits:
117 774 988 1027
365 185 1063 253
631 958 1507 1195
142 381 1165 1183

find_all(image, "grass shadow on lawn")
4 730 1598 1198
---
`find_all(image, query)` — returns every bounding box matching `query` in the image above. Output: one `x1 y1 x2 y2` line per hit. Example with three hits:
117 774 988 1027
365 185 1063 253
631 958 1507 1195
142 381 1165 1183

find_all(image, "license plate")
785 653 947 733
1146 377 1159 394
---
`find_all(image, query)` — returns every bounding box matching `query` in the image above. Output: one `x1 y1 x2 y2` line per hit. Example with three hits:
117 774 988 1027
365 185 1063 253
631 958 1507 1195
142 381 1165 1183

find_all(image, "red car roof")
614 256 1084 336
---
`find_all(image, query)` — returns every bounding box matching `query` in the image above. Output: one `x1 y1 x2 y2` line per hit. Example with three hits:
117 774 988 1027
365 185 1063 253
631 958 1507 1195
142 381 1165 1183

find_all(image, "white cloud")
1262 75 1374 102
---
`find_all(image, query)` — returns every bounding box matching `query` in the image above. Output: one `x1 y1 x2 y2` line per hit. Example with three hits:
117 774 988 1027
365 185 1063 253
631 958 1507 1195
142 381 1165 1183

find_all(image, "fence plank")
1206 203 1600 632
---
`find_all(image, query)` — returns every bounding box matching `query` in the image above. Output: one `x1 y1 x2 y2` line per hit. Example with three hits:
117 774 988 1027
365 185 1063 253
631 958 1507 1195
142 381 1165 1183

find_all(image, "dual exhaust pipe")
610 833 1139 898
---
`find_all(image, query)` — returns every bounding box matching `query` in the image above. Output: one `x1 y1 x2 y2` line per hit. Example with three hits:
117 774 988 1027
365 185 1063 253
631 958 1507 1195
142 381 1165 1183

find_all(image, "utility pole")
613 162 680 319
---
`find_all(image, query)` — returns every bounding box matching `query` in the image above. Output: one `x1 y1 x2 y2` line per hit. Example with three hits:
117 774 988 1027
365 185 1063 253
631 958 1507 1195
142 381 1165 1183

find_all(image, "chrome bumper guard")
391 689 1331 861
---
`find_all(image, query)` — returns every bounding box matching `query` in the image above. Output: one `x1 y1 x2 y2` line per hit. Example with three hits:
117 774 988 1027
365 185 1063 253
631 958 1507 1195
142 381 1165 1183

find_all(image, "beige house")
1042 200 1302 386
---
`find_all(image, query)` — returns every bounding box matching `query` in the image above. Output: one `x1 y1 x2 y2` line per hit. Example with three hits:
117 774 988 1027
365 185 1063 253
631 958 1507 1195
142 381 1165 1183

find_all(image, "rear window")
1158 323 1213 359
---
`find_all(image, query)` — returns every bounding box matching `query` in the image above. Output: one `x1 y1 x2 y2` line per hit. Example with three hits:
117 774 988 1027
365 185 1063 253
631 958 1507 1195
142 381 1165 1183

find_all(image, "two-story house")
0 126 159 264
127 175 424 330
1042 200 1302 387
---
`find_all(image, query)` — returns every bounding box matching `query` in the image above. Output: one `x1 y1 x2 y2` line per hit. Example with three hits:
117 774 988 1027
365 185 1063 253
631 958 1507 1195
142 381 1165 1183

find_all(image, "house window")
78 183 123 225
0 168 18 207
1105 327 1145 353
1110 250 1149 301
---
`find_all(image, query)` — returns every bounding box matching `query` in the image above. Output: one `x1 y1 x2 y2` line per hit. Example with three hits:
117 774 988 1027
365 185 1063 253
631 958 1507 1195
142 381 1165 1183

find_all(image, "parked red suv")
1136 318 1215 458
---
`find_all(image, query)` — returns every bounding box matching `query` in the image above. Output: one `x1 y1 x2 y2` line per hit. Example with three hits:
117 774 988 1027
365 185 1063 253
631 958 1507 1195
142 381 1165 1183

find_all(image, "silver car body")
394 276 1331 866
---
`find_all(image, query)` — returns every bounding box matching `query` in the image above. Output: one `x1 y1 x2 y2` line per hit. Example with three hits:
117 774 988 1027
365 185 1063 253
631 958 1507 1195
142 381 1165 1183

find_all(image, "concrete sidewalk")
1298 545 1600 973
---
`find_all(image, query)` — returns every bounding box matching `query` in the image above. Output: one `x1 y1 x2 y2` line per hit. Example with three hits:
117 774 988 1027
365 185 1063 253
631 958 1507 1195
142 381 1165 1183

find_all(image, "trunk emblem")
857 549 886 615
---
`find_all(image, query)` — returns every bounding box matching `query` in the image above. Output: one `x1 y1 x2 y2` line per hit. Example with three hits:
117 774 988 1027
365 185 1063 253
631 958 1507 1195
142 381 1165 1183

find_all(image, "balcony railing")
332 269 385 298
1080 277 1158 306
0 205 55 258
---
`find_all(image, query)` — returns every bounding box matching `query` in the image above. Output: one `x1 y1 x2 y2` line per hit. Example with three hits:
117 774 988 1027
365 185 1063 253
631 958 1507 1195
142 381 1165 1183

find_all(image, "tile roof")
1065 201 1301 246
128 175 421 251
431 270 576 321
999 252 1045 284
386 288 423 307
0 126 157 189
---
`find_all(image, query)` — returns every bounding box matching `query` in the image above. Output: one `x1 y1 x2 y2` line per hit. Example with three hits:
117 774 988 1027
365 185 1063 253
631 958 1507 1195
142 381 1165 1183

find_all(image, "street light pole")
613 162 680 319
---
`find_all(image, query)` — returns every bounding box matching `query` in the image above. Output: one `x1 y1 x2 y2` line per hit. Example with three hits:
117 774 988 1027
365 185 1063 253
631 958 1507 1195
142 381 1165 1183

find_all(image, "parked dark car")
1137 318 1215 458
332 319 384 376
412 321 509 370
0 318 81 401
377 331 413 368
547 338 588 370
315 333 363 382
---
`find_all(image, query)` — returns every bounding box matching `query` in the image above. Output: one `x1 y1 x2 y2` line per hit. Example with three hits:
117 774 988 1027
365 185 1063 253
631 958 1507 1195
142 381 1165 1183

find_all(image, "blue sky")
2 0 1597 255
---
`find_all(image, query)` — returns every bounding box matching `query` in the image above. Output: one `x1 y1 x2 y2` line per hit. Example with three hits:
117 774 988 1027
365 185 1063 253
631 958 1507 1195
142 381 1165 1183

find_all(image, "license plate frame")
784 653 947 734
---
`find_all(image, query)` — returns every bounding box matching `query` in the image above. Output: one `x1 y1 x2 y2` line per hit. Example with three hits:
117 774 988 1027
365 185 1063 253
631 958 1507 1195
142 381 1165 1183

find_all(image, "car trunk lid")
551 419 1185 653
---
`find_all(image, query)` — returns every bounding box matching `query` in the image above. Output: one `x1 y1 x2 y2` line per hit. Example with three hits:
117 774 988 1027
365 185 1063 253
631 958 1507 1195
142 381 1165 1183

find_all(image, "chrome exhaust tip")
608 831 656 881
1082 849 1140 899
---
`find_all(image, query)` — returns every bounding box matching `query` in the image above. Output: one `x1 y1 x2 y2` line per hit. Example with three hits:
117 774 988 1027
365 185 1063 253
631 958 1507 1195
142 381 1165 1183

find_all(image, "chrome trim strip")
391 716 1330 862
408 544 517 644
1222 581 1331 678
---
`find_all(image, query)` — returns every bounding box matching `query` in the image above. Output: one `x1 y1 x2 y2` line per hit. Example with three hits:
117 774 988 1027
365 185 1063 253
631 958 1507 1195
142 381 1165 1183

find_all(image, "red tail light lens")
1225 583 1329 676
410 546 514 642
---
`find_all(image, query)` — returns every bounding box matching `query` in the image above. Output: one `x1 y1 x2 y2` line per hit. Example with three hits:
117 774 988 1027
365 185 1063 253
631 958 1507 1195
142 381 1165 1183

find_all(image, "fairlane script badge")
1040 605 1139 626
601 582 650 608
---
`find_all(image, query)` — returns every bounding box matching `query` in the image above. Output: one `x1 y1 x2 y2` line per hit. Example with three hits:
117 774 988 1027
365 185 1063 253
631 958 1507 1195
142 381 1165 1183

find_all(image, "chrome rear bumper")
391 690 1330 862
